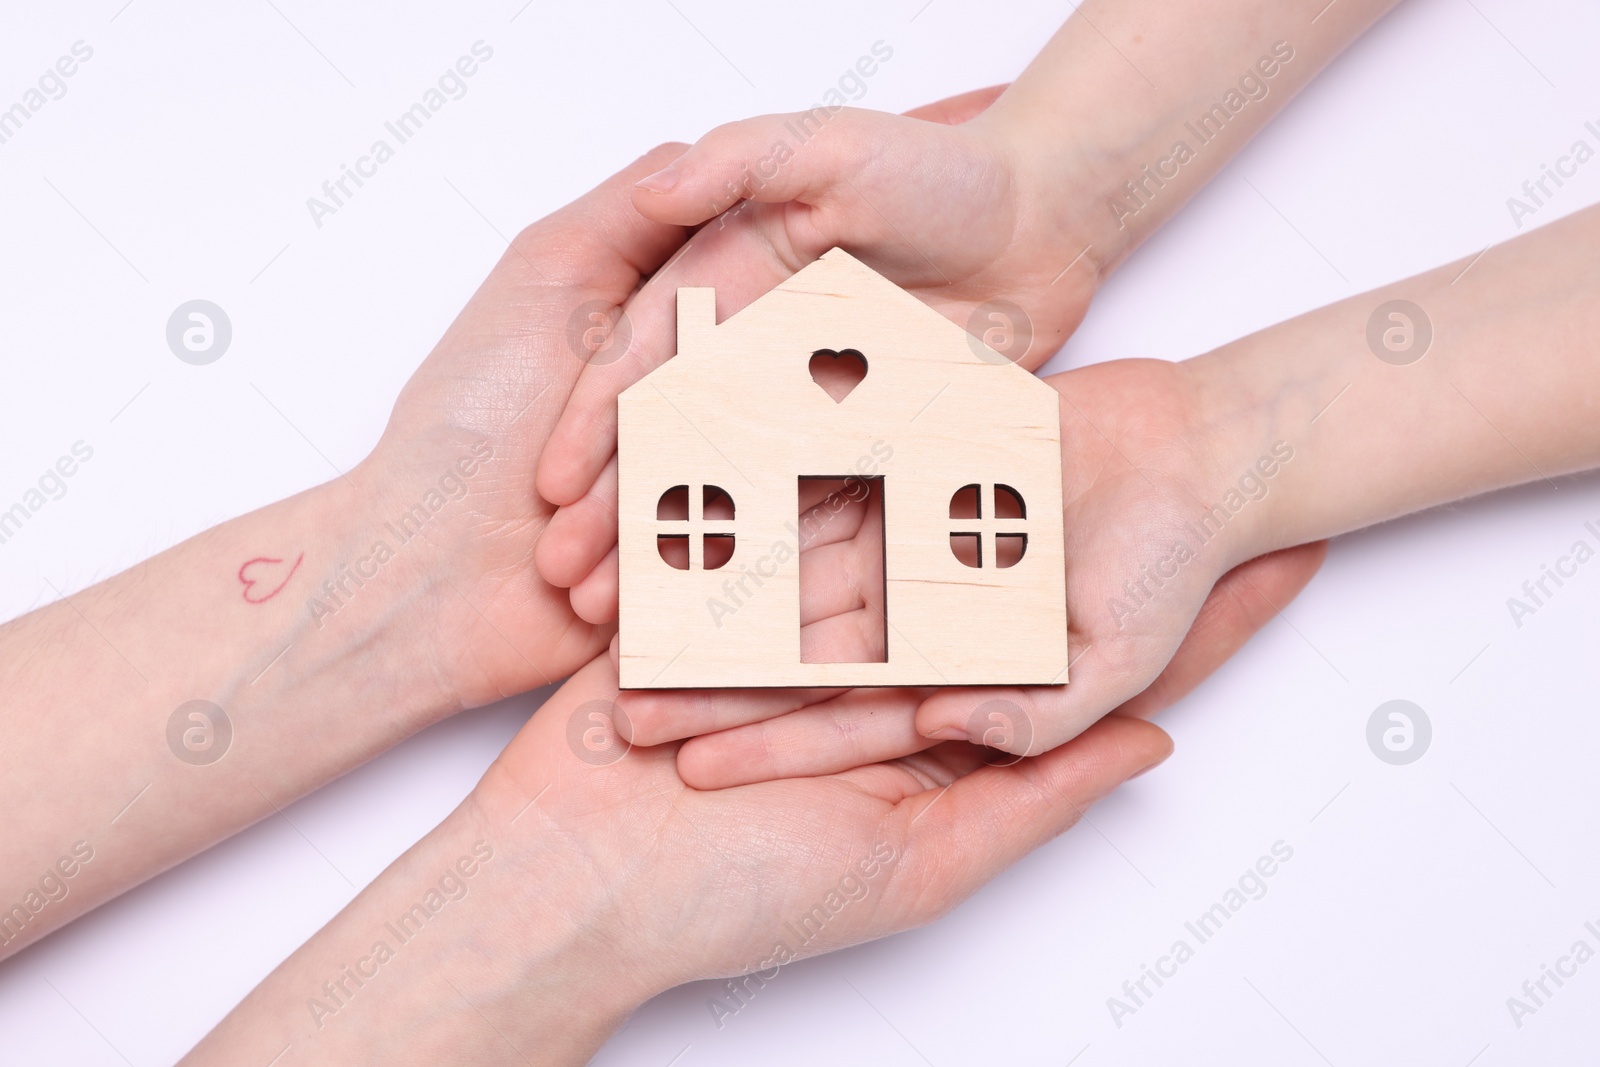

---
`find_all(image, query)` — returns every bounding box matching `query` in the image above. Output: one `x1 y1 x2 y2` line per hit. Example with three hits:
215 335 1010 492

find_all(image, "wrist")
1177 326 1342 567
459 781 669 1015
468 667 745 1003
974 102 1138 275
428 790 655 1062
0 470 466 957
961 104 1124 300
236 468 461 734
352 431 610 717
971 3 1395 282
186 794 648 1066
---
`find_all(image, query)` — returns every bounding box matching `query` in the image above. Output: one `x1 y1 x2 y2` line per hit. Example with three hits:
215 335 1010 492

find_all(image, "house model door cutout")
617 247 1068 690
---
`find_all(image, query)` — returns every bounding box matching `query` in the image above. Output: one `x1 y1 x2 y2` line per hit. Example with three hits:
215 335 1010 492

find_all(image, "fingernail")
925 726 969 742
635 166 679 193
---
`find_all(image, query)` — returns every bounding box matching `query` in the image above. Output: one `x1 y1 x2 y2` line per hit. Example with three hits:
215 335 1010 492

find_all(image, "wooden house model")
617 248 1067 689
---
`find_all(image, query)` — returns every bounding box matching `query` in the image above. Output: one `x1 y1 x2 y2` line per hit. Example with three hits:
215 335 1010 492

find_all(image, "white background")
2 0 1598 1063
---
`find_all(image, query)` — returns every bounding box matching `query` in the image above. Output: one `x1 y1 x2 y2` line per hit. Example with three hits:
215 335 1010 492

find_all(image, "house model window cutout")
617 247 1068 690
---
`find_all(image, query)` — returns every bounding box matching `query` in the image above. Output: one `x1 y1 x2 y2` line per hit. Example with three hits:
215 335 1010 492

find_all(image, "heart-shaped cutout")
809 348 868 403
238 552 304 603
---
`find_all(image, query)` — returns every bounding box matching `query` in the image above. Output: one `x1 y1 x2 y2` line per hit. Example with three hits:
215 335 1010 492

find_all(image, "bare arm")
1199 201 1600 555
537 0 1403 616
913 202 1600 751
982 0 1404 274
0 147 691 957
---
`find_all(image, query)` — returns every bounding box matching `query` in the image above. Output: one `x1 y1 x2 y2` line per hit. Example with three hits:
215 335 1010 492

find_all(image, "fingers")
569 545 619 625
798 542 869 622
536 456 618 589
677 688 933 789
683 542 1328 788
541 109 955 511
507 142 691 296
894 716 1171 906
631 110 886 227
536 93 1007 550
614 593 880 750
611 591 881 749
535 215 785 509
798 478 872 548
801 608 887 664
915 542 1330 755
1117 541 1328 720
615 686 847 747
449 144 693 452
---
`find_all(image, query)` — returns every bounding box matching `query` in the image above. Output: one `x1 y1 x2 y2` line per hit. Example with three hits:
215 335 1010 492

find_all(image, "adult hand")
0 146 693 957
353 144 693 714
186 653 1171 1065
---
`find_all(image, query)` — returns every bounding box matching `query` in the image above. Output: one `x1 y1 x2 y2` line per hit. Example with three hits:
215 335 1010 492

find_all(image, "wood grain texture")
617 248 1067 689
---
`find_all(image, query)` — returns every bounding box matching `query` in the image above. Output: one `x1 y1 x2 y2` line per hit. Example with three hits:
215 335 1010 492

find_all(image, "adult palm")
474 655 1172 997
353 146 691 715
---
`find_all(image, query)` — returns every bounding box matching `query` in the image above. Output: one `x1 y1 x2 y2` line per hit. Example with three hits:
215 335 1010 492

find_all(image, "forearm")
184 773 644 1064
1193 202 1600 557
981 0 1400 271
0 466 459 956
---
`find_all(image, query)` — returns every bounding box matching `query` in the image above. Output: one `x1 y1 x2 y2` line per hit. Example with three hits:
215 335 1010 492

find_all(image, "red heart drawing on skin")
238 553 304 604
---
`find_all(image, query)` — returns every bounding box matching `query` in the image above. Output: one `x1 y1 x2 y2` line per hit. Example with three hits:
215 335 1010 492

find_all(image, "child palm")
618 358 1327 784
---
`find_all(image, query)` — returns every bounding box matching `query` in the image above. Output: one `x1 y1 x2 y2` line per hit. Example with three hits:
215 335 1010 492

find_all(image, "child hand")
535 88 1105 621
617 358 1328 784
